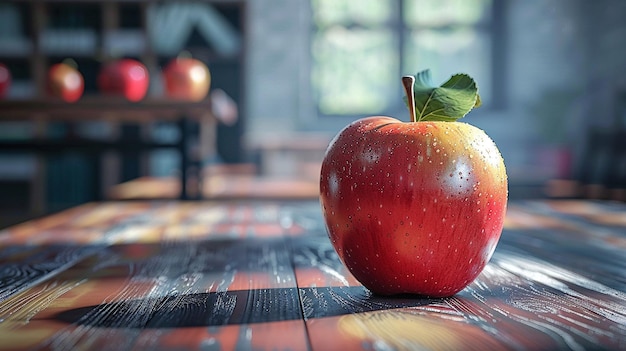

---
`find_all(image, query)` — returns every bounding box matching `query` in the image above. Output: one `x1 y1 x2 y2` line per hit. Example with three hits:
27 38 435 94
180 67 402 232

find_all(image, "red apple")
48 62 84 103
98 59 149 102
0 63 11 99
320 72 508 297
163 57 211 101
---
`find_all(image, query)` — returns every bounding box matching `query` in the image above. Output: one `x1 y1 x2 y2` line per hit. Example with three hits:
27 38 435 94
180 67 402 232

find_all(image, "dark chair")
546 128 626 201
604 130 626 199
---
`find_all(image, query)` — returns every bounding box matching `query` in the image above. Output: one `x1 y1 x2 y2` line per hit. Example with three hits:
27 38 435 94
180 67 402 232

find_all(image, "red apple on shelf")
47 61 84 103
98 58 150 102
320 70 508 297
0 63 11 99
163 57 211 101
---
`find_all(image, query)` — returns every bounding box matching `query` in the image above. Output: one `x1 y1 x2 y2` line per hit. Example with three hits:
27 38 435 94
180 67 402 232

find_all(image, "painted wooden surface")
0 199 624 350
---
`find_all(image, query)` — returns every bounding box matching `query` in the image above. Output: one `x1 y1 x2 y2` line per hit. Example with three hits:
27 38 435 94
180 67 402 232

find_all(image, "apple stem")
402 75 417 123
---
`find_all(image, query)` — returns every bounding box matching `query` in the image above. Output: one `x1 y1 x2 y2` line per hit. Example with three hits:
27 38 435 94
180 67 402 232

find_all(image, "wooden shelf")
0 0 246 212
0 97 215 122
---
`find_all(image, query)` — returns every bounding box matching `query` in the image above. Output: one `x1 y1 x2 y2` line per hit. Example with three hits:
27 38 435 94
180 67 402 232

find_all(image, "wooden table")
0 98 218 204
0 199 624 350
106 175 321 201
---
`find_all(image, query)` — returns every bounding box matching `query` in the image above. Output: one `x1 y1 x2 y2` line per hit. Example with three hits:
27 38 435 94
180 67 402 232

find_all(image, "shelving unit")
0 0 246 217
0 0 245 97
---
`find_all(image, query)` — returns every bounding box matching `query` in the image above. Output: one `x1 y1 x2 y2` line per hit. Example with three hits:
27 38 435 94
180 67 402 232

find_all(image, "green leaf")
403 69 481 122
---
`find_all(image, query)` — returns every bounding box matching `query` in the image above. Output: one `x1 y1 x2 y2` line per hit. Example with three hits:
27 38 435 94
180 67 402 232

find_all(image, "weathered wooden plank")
0 201 310 304
0 202 311 351
0 202 155 240
0 244 102 303
0 203 178 305
504 201 626 291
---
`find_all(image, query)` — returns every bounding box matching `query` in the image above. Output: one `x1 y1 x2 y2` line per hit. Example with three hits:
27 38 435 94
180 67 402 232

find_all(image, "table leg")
179 117 190 200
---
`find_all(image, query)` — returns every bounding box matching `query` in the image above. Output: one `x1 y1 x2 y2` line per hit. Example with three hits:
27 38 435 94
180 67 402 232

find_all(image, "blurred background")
0 0 625 227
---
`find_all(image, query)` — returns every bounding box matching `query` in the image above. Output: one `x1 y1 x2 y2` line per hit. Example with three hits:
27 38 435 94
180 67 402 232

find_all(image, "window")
311 0 495 118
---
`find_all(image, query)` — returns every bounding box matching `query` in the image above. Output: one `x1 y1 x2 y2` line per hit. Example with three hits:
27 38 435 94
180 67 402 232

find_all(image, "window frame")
300 0 507 132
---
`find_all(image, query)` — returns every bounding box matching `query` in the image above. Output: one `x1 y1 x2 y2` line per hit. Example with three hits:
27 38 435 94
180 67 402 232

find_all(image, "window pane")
403 29 492 104
313 0 394 27
403 0 492 26
312 28 398 115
